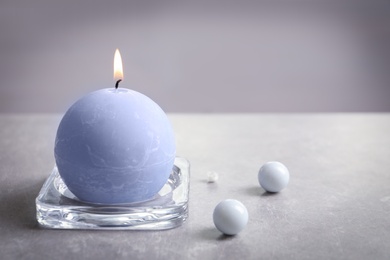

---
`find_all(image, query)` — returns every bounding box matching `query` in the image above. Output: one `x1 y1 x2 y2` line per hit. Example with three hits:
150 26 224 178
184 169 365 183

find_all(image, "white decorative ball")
207 171 219 183
213 199 248 235
258 161 289 192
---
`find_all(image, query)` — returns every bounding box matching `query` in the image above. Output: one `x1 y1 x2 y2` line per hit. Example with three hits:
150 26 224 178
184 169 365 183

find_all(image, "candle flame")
114 49 123 81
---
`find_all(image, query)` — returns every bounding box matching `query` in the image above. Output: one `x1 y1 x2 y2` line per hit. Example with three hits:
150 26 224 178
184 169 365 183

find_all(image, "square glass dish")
36 157 190 230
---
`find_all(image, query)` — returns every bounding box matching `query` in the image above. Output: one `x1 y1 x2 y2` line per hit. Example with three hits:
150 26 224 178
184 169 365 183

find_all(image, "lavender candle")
54 50 176 204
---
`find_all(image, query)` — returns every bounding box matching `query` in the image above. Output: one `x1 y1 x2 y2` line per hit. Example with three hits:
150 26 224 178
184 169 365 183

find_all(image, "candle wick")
115 79 122 89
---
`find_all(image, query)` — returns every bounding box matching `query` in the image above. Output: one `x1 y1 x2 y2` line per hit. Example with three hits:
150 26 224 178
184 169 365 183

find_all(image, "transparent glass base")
36 157 190 230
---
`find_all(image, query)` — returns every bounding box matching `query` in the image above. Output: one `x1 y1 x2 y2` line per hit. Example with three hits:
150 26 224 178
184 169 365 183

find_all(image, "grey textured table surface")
1 114 390 259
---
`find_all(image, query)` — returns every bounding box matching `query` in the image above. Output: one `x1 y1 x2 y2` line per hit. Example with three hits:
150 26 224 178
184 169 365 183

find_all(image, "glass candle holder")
36 157 190 230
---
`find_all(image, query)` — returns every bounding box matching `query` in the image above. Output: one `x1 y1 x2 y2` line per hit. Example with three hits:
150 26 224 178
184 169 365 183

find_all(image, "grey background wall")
1 0 389 113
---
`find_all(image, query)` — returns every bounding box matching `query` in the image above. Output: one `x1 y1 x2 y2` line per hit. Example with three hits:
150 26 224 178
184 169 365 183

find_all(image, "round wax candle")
54 88 176 204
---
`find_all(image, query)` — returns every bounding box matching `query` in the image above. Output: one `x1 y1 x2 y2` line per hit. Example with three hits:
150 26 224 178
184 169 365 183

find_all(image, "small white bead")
258 161 289 192
213 199 248 235
207 171 219 183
